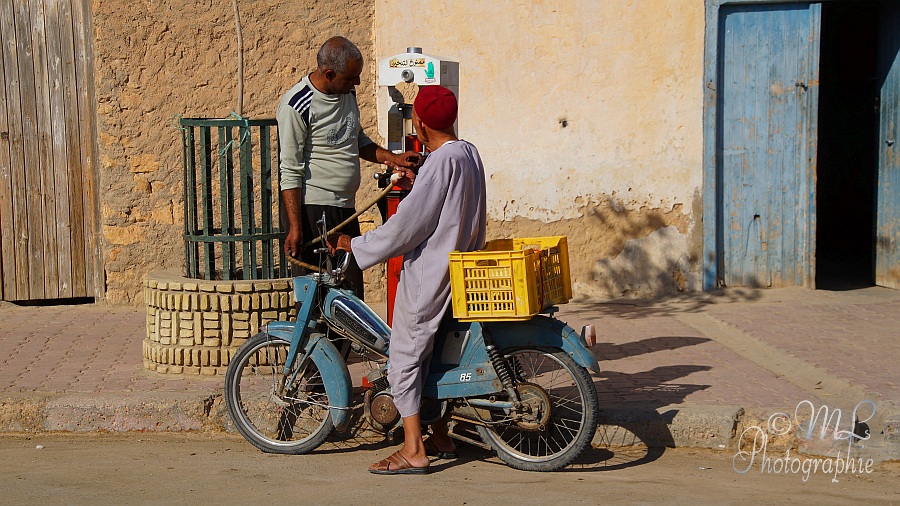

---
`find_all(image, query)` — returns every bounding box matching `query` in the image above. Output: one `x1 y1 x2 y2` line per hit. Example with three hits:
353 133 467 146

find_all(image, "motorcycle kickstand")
386 424 404 445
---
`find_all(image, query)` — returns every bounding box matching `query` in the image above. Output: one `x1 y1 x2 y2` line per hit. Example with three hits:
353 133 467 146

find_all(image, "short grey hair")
317 36 363 74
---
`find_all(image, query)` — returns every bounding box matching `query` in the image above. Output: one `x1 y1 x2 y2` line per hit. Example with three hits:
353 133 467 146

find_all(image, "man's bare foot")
368 450 429 475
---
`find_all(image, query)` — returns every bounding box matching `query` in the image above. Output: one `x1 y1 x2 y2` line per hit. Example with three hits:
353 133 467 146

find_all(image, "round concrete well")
143 271 296 375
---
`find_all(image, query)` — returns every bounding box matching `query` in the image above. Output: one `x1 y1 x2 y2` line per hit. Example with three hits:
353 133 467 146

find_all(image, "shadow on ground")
564 287 764 319
311 315 718 472
316 412 679 473
587 334 714 470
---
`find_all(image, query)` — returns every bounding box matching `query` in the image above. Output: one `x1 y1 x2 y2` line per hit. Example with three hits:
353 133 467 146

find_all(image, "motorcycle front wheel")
476 347 599 471
224 332 334 454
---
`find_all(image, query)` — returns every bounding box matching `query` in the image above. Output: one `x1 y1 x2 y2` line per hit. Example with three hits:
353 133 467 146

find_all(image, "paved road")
0 433 897 505
1 286 897 462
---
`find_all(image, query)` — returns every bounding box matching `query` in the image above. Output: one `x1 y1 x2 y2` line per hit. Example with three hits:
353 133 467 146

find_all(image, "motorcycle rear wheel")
225 332 334 454
476 347 598 471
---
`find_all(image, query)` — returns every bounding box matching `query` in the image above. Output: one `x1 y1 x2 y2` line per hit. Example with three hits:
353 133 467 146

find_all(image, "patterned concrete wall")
143 273 296 374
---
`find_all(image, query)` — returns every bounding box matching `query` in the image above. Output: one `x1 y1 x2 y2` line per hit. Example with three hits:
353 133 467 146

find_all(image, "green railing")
179 117 286 280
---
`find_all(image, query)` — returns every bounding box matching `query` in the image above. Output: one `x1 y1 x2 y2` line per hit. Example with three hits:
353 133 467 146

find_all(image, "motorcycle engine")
369 391 400 427
361 368 446 429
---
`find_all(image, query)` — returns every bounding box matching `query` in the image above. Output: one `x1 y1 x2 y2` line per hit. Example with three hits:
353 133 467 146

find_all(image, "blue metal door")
876 2 900 289
717 4 821 287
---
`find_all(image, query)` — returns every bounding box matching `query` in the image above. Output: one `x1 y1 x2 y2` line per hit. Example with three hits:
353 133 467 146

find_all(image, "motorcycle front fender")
263 322 354 432
485 316 601 374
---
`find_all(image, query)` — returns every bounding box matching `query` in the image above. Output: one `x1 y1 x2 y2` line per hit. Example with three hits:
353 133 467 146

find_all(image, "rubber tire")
476 347 599 471
225 332 334 454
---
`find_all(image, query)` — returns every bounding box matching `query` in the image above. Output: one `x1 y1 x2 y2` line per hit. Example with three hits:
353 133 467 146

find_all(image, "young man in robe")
328 85 487 474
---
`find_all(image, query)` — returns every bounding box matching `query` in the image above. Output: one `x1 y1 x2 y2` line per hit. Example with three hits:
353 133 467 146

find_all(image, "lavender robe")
351 140 487 417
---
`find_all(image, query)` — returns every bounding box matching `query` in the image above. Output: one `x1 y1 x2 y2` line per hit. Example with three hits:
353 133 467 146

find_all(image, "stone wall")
143 272 296 374
91 0 380 304
95 0 712 304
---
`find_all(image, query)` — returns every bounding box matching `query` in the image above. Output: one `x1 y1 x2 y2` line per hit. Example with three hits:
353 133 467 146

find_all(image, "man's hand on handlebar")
382 151 421 190
326 233 352 256
391 168 415 190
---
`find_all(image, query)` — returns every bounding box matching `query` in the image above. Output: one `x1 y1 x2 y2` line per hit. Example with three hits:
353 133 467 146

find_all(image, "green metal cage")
179 117 286 280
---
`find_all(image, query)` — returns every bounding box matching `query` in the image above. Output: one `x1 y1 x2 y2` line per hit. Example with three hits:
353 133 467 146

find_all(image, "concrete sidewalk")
1 287 897 460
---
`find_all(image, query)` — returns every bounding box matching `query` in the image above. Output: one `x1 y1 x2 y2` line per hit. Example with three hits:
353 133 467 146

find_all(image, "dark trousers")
300 204 365 300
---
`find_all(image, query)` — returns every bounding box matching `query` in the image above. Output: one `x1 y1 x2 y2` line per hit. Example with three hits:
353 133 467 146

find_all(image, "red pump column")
384 186 407 327
377 47 457 325
384 134 424 326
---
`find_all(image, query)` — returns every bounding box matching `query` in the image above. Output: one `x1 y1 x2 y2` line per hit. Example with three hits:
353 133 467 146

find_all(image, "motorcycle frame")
261 270 600 433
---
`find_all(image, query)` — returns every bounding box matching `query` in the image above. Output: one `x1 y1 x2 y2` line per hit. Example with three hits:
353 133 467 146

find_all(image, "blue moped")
224 225 600 471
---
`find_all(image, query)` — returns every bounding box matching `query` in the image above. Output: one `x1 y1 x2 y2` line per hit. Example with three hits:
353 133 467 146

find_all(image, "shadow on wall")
489 194 767 305
591 225 694 298
582 197 699 300
579 198 765 311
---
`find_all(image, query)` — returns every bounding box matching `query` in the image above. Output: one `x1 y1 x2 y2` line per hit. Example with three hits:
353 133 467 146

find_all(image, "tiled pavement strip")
0 286 897 456
565 287 900 411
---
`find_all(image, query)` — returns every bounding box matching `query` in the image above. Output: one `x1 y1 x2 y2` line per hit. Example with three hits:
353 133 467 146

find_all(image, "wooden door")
876 1 900 289
717 3 822 287
0 0 100 301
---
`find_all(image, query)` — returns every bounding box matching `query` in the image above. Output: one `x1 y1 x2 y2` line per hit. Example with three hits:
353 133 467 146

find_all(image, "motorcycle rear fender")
484 316 601 374
263 322 354 432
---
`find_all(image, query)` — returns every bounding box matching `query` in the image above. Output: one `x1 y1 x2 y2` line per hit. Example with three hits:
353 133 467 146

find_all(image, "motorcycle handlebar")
334 250 353 276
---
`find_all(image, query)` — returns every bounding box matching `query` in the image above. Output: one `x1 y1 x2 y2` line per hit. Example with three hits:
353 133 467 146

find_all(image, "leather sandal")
423 437 458 460
369 450 429 475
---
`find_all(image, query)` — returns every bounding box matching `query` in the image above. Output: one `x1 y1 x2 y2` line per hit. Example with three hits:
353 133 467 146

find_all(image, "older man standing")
277 36 419 298
329 85 487 474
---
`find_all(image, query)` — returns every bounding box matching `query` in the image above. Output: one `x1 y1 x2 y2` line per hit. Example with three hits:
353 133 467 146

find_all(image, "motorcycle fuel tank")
324 293 391 355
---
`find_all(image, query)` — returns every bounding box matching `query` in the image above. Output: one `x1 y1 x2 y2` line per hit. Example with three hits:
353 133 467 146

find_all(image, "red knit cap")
414 85 457 130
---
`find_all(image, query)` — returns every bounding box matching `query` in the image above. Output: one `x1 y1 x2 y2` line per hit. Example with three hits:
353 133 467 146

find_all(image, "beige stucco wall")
375 0 707 298
92 0 380 304
92 0 708 304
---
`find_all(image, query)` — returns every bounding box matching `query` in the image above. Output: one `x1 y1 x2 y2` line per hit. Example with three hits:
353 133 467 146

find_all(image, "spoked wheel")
477 347 598 471
225 332 334 454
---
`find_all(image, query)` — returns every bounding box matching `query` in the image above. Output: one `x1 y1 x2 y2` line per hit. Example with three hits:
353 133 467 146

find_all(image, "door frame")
875 2 900 288
702 0 839 289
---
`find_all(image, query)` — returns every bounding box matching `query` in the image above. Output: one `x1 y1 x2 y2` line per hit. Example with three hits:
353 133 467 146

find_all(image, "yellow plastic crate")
449 236 572 321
